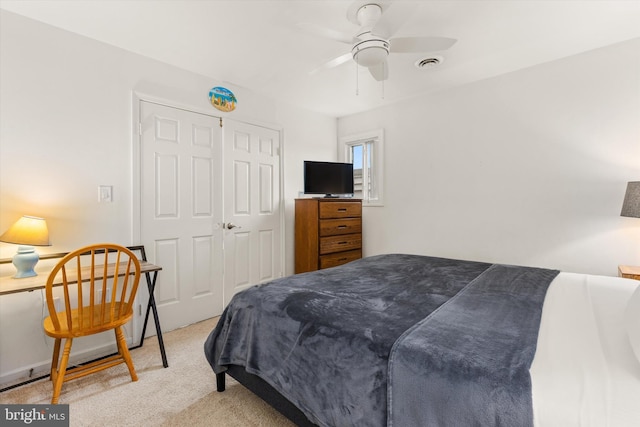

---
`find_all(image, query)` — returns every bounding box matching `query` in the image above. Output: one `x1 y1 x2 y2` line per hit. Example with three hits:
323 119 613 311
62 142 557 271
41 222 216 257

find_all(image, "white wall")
276 104 337 275
338 38 640 276
0 11 336 385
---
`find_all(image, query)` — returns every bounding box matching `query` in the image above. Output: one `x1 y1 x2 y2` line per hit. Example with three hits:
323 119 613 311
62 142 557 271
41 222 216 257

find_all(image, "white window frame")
340 129 384 207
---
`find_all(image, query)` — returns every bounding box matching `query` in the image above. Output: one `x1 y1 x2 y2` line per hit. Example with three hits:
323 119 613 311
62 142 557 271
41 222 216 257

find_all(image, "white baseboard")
0 340 127 389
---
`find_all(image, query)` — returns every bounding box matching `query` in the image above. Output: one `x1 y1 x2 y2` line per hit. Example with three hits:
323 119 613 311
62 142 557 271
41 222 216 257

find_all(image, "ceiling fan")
299 0 456 81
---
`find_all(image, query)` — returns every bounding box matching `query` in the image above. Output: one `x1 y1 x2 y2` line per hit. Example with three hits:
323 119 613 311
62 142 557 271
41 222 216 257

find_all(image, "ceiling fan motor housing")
355 3 383 28
352 37 389 67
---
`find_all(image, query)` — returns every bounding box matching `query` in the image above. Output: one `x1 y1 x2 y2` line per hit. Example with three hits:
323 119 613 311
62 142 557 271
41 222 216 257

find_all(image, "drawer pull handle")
338 258 348 262
337 225 347 229
337 208 347 211
338 241 348 245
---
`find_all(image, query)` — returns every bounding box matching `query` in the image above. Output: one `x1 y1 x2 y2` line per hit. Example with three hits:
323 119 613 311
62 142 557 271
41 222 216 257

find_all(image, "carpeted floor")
0 317 295 426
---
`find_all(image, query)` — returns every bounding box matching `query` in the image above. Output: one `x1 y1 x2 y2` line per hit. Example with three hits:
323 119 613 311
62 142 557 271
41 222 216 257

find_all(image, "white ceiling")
2 0 639 117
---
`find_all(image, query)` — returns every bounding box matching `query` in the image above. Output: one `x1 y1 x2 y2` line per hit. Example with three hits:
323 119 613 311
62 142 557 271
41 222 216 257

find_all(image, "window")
341 129 384 206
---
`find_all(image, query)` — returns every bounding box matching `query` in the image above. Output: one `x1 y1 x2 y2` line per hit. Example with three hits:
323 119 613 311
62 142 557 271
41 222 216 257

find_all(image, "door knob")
226 223 240 229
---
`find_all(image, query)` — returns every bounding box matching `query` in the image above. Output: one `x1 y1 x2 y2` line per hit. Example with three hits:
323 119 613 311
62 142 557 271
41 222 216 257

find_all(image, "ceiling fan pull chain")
356 56 359 96
381 63 385 99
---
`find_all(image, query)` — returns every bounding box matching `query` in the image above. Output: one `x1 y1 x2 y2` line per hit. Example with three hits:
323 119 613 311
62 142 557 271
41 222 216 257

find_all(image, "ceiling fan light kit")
352 37 390 67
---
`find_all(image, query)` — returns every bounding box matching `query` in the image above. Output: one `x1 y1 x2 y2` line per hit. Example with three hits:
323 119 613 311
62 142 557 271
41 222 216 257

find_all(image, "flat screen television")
304 161 354 197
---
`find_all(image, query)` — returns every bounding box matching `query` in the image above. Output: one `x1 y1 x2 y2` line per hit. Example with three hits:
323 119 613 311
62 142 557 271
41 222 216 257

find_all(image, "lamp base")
12 245 40 278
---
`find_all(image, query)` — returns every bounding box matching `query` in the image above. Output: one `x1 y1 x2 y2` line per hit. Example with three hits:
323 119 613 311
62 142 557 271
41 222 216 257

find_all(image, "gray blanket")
204 254 558 426
388 263 559 426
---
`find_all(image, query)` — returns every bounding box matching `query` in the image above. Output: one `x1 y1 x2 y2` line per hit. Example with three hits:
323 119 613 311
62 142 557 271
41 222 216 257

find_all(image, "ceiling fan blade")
372 2 419 38
310 52 353 75
368 61 389 81
390 36 457 53
296 22 354 44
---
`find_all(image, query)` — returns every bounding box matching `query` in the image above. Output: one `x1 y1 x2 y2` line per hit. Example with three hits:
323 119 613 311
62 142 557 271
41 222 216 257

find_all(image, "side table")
618 265 640 281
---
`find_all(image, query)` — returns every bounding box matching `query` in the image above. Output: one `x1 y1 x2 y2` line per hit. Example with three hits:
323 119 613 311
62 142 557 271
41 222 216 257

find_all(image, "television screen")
304 161 354 197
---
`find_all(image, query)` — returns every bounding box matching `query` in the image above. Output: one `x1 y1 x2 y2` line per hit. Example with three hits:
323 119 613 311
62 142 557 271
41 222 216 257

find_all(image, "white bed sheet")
531 272 640 426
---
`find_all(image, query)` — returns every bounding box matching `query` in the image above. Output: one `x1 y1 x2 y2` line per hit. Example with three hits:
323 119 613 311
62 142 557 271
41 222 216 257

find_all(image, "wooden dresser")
295 198 362 273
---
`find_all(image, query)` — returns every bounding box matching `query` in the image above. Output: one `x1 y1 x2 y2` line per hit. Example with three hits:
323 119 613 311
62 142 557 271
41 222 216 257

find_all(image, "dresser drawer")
320 249 362 269
319 234 362 255
319 218 362 237
319 201 361 219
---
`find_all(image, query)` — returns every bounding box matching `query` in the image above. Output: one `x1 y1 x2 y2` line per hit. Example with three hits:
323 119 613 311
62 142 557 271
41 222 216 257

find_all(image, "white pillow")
625 282 640 364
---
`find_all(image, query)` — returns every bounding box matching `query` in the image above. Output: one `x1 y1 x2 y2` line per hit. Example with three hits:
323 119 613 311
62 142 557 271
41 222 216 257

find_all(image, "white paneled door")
138 102 283 334
223 120 282 305
139 101 224 332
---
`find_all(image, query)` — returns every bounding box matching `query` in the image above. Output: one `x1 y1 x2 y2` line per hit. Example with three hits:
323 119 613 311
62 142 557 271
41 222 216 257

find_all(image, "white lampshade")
0 215 50 246
0 215 51 278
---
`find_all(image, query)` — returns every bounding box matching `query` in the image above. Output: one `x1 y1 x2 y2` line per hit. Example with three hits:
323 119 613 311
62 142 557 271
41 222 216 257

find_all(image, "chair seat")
44 303 134 338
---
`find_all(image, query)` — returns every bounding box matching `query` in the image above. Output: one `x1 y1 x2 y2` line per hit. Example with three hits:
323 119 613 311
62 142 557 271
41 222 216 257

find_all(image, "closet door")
222 119 282 305
139 100 224 332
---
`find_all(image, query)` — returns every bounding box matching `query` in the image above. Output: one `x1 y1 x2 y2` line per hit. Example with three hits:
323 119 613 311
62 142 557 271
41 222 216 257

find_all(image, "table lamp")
0 215 51 278
621 181 640 218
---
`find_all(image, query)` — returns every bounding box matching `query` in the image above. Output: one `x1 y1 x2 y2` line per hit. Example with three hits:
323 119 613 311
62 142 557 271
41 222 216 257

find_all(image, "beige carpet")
0 317 295 427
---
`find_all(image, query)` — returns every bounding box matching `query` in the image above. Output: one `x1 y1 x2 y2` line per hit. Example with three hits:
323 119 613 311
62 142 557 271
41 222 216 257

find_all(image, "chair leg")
50 338 61 383
115 326 137 382
51 338 73 404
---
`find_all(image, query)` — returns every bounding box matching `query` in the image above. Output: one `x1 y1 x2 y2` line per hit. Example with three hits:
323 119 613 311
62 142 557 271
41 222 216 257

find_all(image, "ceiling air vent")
415 56 444 70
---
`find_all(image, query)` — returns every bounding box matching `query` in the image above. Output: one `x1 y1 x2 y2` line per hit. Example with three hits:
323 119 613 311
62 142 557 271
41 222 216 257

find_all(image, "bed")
204 254 640 426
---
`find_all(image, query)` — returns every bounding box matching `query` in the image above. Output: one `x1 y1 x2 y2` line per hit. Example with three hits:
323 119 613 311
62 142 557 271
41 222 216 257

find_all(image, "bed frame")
216 365 317 427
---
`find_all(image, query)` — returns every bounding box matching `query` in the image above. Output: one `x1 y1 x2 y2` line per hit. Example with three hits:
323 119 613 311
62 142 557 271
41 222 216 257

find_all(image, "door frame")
130 92 286 337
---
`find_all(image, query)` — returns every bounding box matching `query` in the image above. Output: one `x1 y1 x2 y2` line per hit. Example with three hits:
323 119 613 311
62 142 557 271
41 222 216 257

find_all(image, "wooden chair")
43 243 142 404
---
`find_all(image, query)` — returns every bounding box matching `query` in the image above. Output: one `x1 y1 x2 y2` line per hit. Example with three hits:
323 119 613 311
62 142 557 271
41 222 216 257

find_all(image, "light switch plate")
98 185 113 203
